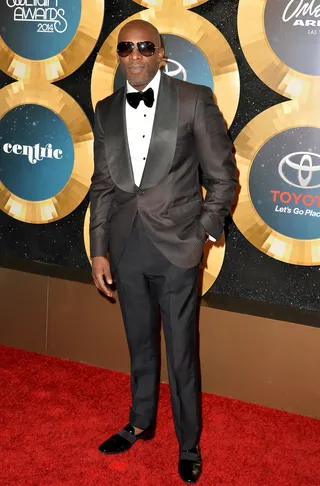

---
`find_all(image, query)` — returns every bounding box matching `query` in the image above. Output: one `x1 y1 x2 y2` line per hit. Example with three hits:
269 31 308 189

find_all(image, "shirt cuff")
206 234 216 242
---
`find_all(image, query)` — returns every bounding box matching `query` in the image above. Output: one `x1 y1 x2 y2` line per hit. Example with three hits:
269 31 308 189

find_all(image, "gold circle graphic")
0 0 104 83
232 101 320 266
132 0 209 8
91 8 240 127
238 0 320 103
83 204 226 296
0 82 94 224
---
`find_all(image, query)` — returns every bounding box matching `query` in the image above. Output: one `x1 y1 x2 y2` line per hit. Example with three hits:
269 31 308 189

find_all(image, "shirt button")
144 114 146 117
143 157 146 160
142 135 145 138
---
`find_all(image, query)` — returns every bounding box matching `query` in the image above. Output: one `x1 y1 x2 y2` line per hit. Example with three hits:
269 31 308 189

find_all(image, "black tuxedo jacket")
89 72 237 270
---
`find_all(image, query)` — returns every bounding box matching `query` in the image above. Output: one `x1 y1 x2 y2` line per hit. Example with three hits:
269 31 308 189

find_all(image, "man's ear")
158 34 165 64
157 48 165 64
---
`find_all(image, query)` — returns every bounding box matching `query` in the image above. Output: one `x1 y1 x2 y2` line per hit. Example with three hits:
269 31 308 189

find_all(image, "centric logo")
2 142 63 165
0 82 94 224
0 104 74 202
279 151 320 189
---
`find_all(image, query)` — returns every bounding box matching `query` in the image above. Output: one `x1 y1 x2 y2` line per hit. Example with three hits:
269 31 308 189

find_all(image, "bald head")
117 19 164 90
118 20 161 46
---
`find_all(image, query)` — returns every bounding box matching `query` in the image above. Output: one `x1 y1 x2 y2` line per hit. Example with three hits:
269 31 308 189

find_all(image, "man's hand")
92 256 113 298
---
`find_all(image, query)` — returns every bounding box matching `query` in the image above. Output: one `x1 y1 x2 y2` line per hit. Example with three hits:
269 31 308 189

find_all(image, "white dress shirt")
125 70 216 242
126 70 160 187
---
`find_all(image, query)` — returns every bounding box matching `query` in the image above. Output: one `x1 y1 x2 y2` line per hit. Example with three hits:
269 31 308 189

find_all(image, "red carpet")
1 345 320 486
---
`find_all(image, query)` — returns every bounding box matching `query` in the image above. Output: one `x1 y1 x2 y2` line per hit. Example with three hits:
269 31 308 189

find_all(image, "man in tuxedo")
90 19 237 484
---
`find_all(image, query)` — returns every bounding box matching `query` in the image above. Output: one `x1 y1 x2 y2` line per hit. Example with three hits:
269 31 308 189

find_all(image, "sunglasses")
117 41 161 58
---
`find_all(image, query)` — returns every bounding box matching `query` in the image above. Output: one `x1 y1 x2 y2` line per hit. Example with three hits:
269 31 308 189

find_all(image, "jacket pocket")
168 199 202 224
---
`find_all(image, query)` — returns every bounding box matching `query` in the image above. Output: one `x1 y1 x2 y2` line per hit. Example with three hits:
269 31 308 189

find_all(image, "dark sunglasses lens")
138 41 156 57
117 42 133 57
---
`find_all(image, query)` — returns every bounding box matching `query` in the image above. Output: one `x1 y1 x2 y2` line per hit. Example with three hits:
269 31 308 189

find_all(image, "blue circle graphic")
0 1 81 60
0 104 74 201
114 34 214 91
264 0 320 76
249 127 320 240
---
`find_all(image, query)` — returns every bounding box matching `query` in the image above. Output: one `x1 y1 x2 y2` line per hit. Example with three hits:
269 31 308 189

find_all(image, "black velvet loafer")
178 446 202 484
98 423 155 454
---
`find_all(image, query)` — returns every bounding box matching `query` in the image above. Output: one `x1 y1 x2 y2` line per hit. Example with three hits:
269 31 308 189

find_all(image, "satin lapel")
139 73 179 190
103 88 135 193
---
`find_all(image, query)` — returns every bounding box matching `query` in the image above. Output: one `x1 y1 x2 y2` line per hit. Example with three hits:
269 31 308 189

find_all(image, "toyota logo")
278 151 320 189
163 58 187 81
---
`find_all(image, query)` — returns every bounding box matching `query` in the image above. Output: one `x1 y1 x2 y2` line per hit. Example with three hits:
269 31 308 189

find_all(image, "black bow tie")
126 87 154 109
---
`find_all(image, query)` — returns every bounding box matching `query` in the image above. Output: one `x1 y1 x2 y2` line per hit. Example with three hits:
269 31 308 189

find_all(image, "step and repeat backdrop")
0 0 319 314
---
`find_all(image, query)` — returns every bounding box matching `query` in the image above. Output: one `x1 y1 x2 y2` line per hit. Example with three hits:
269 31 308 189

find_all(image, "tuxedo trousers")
113 213 201 450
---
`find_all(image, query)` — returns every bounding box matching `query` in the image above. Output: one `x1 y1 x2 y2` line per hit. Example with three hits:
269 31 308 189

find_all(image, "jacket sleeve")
193 86 237 240
89 100 115 258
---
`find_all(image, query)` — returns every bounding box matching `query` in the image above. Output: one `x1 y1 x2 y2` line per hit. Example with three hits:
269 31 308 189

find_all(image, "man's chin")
127 74 148 89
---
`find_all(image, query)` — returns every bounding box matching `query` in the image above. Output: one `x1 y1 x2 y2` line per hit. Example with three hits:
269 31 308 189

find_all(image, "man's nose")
129 46 142 60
